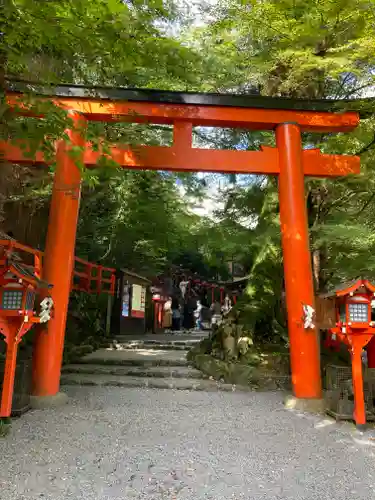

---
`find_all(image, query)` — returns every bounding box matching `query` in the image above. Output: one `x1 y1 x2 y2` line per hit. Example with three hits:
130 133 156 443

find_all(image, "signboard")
131 284 145 318
315 296 336 330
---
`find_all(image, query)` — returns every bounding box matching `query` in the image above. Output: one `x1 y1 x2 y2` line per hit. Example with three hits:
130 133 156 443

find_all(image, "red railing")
72 256 115 295
0 239 43 278
0 239 115 295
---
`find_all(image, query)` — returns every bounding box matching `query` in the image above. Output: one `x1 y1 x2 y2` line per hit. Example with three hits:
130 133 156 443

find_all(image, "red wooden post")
32 111 86 399
350 336 369 427
110 272 116 295
97 265 103 294
276 123 322 400
1 322 32 417
34 252 42 279
0 330 18 417
158 302 163 328
153 301 158 333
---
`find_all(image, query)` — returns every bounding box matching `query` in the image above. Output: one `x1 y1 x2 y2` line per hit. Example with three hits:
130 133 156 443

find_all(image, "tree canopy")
2 0 375 343
192 0 375 338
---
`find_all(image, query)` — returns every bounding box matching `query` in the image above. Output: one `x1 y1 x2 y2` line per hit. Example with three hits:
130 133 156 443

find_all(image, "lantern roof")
321 278 375 299
4 260 52 289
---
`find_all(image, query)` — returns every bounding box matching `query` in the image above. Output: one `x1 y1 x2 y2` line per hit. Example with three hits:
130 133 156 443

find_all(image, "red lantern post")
0 242 53 417
152 295 167 333
326 279 375 428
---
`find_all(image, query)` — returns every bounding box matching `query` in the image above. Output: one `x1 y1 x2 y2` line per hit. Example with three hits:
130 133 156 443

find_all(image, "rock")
258 352 290 374
191 352 291 390
222 335 236 359
194 354 229 381
186 338 212 362
239 350 262 366
228 363 257 386
237 336 253 355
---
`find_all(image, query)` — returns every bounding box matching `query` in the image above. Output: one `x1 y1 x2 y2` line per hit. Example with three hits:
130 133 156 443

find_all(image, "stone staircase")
61 333 240 392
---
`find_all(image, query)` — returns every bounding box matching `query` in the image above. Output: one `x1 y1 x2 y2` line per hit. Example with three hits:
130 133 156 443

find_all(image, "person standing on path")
194 300 203 330
163 297 172 330
210 300 222 328
222 293 232 316
171 295 181 331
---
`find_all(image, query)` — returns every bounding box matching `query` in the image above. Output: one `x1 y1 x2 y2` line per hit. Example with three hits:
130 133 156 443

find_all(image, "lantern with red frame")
151 291 168 333
0 257 53 418
324 278 375 429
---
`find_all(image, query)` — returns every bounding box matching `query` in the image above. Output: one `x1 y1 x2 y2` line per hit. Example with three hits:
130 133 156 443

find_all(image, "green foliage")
200 0 375 97
192 0 375 341
2 0 201 87
0 418 11 437
1 0 210 192
1 0 220 348
63 291 108 363
216 178 288 342
76 169 190 274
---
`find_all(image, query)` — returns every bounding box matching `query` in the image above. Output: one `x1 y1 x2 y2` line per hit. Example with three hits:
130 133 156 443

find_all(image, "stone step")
115 342 192 351
61 373 249 392
80 348 189 367
114 335 206 346
114 331 207 340
62 364 205 379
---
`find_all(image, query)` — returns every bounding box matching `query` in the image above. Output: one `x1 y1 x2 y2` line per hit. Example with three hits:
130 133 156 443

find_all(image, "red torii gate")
2 83 361 409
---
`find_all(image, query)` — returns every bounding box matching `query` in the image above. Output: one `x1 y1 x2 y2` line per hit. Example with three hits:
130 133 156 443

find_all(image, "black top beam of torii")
5 79 371 117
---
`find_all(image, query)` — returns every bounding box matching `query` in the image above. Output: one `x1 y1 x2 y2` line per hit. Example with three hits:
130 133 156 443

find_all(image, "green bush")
63 291 110 364
0 418 11 437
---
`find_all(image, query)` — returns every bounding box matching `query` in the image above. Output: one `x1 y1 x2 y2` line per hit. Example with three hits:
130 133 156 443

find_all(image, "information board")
131 284 145 318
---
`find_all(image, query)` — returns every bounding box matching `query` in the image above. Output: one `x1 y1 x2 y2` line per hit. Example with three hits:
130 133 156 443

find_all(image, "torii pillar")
277 123 322 408
31 111 86 407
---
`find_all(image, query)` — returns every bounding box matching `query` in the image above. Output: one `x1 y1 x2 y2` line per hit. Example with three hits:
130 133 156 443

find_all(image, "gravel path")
1 387 375 500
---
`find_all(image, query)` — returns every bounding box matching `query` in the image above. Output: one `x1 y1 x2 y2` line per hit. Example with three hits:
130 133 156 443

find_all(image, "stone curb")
30 392 69 409
284 394 325 414
115 343 192 351
79 357 189 367
62 364 205 379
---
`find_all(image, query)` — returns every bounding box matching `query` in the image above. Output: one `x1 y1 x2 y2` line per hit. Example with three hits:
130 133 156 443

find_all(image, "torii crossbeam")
2 82 361 409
